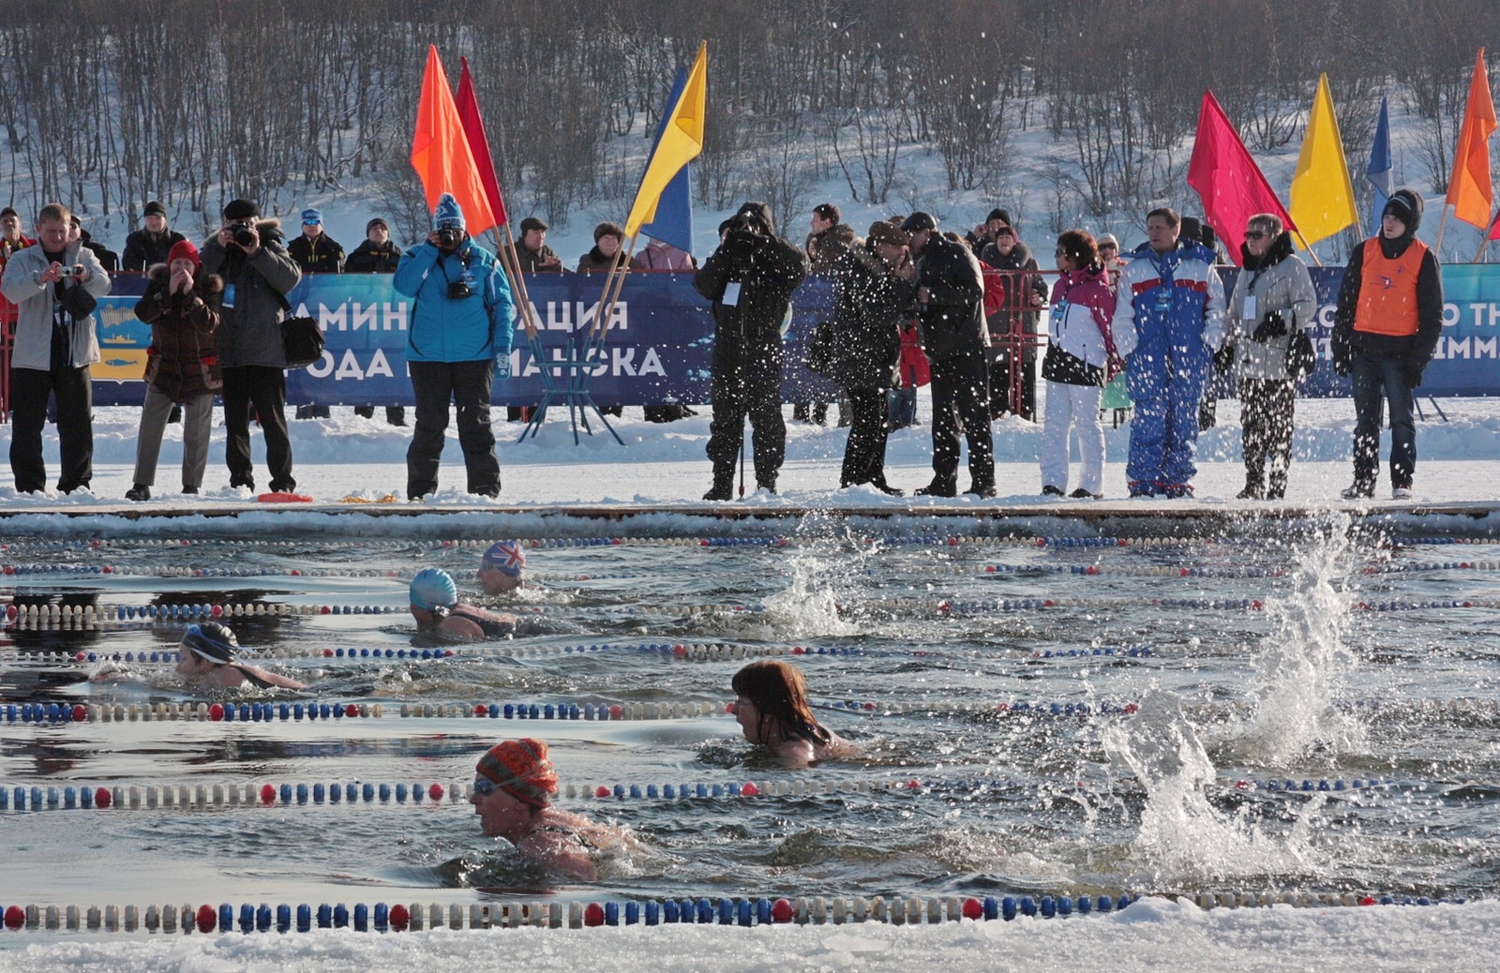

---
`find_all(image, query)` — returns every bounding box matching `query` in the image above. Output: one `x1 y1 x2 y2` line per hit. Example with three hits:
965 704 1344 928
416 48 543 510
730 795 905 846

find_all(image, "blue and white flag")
1366 95 1393 238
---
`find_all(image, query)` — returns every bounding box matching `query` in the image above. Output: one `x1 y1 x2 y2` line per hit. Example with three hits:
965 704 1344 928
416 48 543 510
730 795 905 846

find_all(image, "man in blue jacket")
393 194 516 500
1111 207 1227 498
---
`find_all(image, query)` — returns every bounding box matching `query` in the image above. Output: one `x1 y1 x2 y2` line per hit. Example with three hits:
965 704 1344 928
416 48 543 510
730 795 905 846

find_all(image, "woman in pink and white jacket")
1041 230 1119 499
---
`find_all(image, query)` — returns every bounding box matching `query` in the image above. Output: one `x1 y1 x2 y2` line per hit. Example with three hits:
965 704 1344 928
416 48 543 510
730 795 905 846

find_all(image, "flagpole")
588 237 641 354
1291 230 1324 268
1434 204 1452 257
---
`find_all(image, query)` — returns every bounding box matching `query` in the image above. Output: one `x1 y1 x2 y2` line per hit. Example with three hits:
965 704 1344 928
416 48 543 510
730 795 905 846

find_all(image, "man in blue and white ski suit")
1111 207 1227 498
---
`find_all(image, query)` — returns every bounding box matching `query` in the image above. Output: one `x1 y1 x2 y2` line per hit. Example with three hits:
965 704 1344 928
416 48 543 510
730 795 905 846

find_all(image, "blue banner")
85 264 1500 405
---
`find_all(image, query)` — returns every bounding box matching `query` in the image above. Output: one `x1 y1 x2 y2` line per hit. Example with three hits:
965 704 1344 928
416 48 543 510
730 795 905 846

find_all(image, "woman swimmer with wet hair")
730 660 852 767
175 622 307 690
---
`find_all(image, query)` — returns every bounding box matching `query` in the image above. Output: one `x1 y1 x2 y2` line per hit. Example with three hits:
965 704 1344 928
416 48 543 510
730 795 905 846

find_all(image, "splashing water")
759 530 867 639
1234 516 1364 763
1103 689 1319 885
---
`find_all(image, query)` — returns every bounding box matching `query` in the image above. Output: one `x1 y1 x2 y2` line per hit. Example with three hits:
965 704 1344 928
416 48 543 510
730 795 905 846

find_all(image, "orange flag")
1446 48 1496 229
410 46 495 236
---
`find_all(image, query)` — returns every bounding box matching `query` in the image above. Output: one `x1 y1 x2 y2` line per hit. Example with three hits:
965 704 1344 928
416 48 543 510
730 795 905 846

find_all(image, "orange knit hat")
476 738 558 808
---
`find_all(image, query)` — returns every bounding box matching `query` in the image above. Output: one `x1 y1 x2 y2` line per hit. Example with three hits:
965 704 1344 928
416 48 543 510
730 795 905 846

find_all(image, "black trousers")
1240 378 1295 491
408 359 499 499
929 351 994 490
706 334 785 487
840 386 891 487
9 364 92 493
222 366 294 492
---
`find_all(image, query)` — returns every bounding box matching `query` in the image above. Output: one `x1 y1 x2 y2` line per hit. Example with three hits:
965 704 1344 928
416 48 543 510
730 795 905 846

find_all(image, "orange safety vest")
1353 238 1427 337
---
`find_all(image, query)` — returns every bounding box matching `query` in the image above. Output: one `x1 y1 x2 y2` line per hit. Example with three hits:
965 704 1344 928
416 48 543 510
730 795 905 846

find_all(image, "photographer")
200 198 303 494
692 201 809 500
393 193 516 501
1 202 111 494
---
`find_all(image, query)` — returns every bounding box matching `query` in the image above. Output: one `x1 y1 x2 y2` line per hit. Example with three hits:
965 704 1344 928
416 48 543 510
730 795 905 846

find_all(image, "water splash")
760 529 866 638
1234 516 1364 763
1104 689 1319 885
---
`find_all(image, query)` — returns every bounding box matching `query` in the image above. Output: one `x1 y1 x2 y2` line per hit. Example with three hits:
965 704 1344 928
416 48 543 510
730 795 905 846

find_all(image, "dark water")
2 516 1498 910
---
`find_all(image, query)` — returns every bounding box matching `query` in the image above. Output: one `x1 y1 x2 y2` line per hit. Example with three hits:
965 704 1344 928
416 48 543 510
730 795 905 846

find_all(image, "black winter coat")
693 225 810 348
345 240 402 273
913 234 987 362
830 247 909 390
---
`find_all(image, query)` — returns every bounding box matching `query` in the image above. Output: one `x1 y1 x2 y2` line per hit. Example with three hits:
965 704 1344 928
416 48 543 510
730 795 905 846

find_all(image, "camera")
436 227 464 250
230 222 257 248
69 264 86 279
447 280 473 300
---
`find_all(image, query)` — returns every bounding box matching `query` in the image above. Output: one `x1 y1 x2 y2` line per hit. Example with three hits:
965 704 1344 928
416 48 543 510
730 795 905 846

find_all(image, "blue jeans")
1350 355 1415 489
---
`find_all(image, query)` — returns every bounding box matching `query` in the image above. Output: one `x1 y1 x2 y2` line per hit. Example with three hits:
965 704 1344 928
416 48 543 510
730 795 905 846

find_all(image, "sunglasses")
472 777 498 796
1099 243 1118 250
1244 230 1267 240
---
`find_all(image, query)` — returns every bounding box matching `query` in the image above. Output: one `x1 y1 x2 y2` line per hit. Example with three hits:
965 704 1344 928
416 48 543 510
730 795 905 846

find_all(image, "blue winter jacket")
393 238 516 363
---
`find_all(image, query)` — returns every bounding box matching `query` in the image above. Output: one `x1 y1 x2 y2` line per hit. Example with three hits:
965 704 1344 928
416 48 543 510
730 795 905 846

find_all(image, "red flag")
1446 48 1496 230
1187 90 1298 266
455 57 509 229
1488 209 1500 241
410 46 495 236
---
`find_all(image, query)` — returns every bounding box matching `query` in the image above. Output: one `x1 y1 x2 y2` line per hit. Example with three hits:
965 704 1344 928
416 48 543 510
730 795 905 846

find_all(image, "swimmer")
470 738 638 881
730 659 853 768
410 567 519 641
175 622 307 690
477 540 527 596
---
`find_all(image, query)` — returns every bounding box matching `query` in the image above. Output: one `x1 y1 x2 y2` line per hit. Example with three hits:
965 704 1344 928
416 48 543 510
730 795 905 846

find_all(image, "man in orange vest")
1331 189 1442 500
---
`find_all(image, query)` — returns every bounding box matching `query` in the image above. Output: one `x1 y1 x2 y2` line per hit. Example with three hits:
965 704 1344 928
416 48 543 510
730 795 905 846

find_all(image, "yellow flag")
625 42 708 237
1289 74 1358 245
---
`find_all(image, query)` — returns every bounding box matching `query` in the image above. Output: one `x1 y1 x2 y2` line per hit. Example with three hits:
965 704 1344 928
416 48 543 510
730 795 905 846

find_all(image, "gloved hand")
1212 343 1236 376
1402 360 1424 389
494 351 512 379
1252 310 1288 342
724 228 759 262
1333 356 1350 377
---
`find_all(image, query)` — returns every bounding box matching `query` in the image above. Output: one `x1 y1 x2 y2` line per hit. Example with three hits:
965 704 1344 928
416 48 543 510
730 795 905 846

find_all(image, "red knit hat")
168 239 201 270
476 738 558 808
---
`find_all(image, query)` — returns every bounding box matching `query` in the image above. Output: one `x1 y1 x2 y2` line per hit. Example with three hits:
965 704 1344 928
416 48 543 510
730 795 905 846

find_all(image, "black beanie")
222 198 259 222
986 208 1013 228
1383 189 1423 234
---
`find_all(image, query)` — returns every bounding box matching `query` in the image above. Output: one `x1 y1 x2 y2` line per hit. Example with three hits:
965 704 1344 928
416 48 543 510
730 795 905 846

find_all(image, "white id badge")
723 281 742 306
1242 295 1257 321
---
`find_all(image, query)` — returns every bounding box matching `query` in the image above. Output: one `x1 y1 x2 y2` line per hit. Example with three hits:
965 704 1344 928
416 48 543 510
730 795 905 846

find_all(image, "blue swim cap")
481 540 527 577
410 568 458 611
181 622 239 664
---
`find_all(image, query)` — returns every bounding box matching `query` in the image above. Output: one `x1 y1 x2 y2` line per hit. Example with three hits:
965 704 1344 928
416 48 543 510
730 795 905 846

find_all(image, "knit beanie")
167 239 201 270
222 199 259 222
476 738 558 808
1383 189 1423 234
433 193 465 231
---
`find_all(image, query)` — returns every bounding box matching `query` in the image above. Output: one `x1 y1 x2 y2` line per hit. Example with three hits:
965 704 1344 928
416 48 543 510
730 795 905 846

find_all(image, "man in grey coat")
199 198 303 493
0 202 112 494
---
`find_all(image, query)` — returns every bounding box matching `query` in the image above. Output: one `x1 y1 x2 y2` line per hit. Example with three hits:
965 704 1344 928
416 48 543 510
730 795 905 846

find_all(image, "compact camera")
436 227 464 250
447 280 473 300
230 222 257 248
69 264 86 279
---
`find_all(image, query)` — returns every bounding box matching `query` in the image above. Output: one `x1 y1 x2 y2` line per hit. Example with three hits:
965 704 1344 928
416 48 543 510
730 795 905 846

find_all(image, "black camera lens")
232 224 256 247
447 280 473 300
437 227 463 249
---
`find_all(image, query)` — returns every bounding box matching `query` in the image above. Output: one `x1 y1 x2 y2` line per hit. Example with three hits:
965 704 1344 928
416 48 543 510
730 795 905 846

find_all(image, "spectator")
1332 189 1442 500
576 221 625 273
346 217 406 426
393 193 515 501
978 209 1046 421
121 200 186 273
1223 213 1318 500
1040 230 1118 500
70 216 119 273
1111 206 1227 498
504 216 561 422
126 240 223 501
888 316 928 431
830 220 912 495
200 197 302 494
796 202 852 426
1096 232 1125 288
693 201 810 500
631 235 696 271
509 216 564 273
287 207 345 274
0 202 111 494
344 217 402 273
0 206 36 419
902 212 994 499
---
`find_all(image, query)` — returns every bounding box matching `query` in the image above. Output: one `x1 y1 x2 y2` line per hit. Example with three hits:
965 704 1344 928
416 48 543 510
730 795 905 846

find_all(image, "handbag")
806 320 835 377
282 315 326 369
1288 330 1316 381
